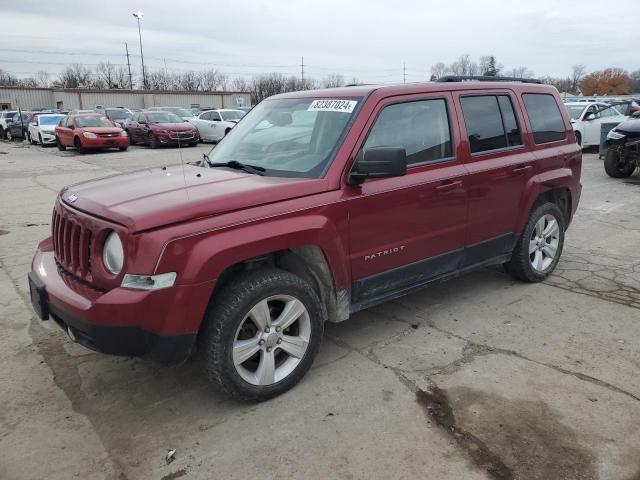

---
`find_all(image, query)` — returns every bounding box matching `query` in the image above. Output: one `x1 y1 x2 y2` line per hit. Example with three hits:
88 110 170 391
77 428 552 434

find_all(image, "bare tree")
630 70 640 94
57 64 94 88
0 69 19 86
508 66 535 79
480 56 502 76
430 62 448 80
200 69 228 91
178 71 201 91
96 62 117 88
450 55 479 76
322 73 345 88
570 64 586 94
347 77 361 86
230 76 250 92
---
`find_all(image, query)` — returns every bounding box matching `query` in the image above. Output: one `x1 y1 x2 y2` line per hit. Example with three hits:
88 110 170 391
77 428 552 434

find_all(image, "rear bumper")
29 240 215 364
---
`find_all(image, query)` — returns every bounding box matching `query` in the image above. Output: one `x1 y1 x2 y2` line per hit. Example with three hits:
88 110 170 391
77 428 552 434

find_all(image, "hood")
149 122 195 132
613 117 640 136
40 125 57 132
81 126 123 134
61 165 327 232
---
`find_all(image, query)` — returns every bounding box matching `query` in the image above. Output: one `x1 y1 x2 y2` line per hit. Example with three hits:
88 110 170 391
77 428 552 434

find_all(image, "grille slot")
52 206 93 281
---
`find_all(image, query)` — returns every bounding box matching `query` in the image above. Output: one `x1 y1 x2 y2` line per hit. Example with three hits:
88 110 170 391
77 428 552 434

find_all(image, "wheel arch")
516 169 573 233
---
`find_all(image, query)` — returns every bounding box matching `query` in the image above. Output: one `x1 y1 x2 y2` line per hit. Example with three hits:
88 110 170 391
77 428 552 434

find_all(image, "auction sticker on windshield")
308 99 358 113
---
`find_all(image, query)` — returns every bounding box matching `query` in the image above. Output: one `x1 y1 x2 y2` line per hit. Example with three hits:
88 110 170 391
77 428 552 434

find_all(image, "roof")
69 113 102 117
564 101 605 106
272 81 557 100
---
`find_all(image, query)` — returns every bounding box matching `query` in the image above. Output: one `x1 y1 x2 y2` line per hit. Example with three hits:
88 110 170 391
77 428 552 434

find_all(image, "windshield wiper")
202 154 265 176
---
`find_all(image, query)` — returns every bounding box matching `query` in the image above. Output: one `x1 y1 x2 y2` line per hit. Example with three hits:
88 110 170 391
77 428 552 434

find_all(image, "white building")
0 87 251 111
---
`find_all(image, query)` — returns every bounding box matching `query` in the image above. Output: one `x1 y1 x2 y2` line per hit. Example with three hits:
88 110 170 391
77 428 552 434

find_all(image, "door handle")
435 180 462 192
512 165 532 175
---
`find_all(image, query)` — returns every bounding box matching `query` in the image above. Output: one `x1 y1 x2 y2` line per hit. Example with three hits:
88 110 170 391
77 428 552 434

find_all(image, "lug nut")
264 327 270 333
275 327 280 332
259 339 265 346
266 347 272 352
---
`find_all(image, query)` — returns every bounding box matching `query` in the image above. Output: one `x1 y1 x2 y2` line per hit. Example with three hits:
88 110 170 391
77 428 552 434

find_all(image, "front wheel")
575 131 582 147
505 202 565 282
201 268 323 402
604 148 636 178
74 137 85 153
56 137 66 151
6 129 13 141
29 132 36 145
148 134 158 149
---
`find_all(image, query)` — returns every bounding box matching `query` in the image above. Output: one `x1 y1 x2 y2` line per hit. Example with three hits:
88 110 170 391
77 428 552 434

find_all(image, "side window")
201 111 211 120
210 111 222 121
600 106 619 118
363 98 453 166
131 112 139 122
522 94 566 144
497 96 522 147
460 96 508 153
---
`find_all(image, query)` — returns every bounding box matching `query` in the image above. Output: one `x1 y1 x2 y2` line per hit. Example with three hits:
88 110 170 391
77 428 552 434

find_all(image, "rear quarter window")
522 94 566 144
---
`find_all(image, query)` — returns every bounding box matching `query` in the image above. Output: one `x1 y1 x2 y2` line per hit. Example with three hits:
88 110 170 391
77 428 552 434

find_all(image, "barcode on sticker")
308 99 358 113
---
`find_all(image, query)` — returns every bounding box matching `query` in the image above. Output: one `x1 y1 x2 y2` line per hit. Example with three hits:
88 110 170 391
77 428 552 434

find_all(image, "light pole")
132 11 147 89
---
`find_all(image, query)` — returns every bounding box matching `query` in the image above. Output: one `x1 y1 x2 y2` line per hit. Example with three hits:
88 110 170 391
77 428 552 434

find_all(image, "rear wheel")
149 133 158 149
56 136 66 151
604 148 635 178
0 127 5 139
575 131 582 147
74 136 85 153
505 202 565 282
201 268 323 402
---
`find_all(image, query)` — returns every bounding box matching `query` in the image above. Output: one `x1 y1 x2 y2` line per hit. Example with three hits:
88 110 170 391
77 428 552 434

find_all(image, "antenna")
125 43 133 89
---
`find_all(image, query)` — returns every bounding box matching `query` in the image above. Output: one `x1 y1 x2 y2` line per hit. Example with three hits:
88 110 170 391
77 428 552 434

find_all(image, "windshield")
106 109 131 120
206 97 360 178
565 105 586 120
75 116 114 128
39 115 64 125
220 110 245 121
146 112 183 123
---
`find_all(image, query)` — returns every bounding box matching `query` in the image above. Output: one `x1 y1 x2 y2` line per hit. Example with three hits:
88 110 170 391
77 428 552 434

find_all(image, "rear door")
346 92 468 306
453 90 534 264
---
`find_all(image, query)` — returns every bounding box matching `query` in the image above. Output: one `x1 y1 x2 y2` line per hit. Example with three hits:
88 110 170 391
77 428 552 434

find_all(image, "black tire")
575 131 582 147
604 148 635 178
504 202 565 282
29 132 36 145
118 146 128 151
74 137 85 153
56 137 66 151
149 133 158 149
6 129 13 141
0 127 5 139
201 268 324 402
224 128 231 136
38 134 44 146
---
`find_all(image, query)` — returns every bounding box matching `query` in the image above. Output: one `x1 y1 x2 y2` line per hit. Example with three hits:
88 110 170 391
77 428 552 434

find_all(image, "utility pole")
301 56 305 87
133 11 147 90
125 42 133 90
403 62 407 83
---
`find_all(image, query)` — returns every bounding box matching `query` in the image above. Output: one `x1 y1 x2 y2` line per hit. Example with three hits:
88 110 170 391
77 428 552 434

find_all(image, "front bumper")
81 136 129 149
40 132 56 144
29 239 214 364
156 132 199 145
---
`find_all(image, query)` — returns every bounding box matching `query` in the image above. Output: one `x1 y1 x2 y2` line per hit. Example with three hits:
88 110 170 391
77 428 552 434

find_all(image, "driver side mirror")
31 121 37 126
584 113 596 121
348 147 407 185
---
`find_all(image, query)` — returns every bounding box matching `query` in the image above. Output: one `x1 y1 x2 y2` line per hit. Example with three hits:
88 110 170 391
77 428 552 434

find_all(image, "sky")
1 0 639 84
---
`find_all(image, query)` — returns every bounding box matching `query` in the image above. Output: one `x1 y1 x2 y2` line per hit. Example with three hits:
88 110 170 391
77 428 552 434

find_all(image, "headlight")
83 132 97 138
607 129 625 140
120 130 128 137
103 231 124 275
122 272 177 290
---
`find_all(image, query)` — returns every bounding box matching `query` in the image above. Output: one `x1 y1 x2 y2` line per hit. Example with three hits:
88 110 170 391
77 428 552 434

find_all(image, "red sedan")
55 114 129 153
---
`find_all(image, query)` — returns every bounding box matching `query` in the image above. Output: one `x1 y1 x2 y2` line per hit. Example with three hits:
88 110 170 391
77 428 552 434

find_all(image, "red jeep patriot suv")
29 77 582 401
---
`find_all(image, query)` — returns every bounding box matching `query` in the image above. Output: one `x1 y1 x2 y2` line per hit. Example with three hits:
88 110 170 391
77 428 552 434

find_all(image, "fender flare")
154 214 350 290
515 168 573 233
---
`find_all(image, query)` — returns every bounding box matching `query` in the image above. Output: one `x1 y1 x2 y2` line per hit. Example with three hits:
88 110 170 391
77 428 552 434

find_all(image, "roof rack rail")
436 75 542 84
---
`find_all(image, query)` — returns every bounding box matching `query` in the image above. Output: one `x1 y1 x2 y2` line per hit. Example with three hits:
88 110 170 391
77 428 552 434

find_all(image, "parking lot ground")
1 141 639 480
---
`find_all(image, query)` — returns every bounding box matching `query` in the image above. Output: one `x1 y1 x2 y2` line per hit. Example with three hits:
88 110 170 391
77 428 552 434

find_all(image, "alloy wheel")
233 295 311 386
529 214 560 272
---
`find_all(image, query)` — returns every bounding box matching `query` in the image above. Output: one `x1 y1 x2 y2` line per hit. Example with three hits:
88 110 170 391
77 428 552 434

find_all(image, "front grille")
97 133 119 138
169 131 194 140
52 207 93 281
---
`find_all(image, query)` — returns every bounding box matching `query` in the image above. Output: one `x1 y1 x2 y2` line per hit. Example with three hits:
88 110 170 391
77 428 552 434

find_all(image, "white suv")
565 101 627 148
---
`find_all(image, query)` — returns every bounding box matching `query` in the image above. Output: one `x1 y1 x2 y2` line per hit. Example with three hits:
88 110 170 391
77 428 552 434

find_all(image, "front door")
346 93 468 307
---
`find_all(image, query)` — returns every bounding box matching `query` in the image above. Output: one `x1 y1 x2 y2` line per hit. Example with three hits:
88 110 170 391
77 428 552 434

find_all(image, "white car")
193 109 245 142
564 102 627 148
28 114 65 146
0 110 18 139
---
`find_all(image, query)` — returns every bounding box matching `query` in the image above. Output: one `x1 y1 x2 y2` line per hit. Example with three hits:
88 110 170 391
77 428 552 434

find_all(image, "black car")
604 112 640 178
6 112 31 141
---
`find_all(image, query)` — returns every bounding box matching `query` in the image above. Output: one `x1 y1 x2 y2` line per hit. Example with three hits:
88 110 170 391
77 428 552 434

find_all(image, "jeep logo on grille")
67 193 78 203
